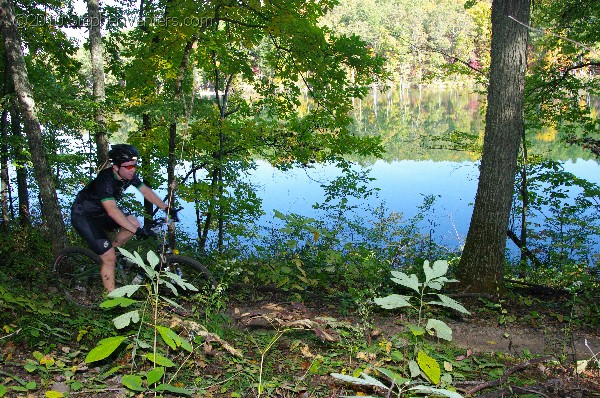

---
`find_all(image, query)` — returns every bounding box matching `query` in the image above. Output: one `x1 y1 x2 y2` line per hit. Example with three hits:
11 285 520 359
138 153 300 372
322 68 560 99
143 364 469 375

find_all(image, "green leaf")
145 353 175 367
390 271 420 292
426 319 453 341
25 381 36 390
33 351 43 362
146 367 165 386
85 336 126 363
100 297 138 308
407 324 425 336
374 294 412 309
147 251 160 268
0 385 7 397
408 360 421 378
428 294 471 315
113 310 140 329
417 350 440 385
121 374 145 391
108 285 141 298
424 260 448 282
156 326 177 350
329 373 387 388
154 383 193 395
375 367 409 386
24 363 37 372
409 386 463 398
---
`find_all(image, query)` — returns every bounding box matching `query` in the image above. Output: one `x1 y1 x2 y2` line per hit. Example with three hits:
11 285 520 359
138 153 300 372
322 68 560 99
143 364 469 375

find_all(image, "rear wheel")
166 254 215 293
53 246 104 308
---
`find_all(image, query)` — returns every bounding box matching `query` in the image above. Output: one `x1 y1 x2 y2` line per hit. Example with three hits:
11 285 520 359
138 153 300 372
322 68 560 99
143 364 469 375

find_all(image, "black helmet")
109 144 139 165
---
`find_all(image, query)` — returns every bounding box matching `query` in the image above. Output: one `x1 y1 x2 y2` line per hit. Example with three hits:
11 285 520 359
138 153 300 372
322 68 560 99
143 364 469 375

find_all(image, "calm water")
244 158 600 250
165 87 600 251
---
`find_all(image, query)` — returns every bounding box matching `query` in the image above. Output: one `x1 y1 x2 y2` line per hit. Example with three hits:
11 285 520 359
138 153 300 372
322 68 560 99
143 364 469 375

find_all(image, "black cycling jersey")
72 168 143 217
71 167 144 254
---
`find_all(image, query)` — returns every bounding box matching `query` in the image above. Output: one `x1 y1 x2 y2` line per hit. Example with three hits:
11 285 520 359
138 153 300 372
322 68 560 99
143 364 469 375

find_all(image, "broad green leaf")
407 324 425 337
154 384 193 395
156 326 177 350
417 350 440 385
146 367 165 386
375 367 409 386
428 294 471 314
121 374 145 391
33 351 43 362
108 285 141 298
145 353 175 367
390 271 420 292
408 360 421 378
24 363 37 372
100 297 138 309
424 260 448 282
426 319 453 341
0 384 7 397
113 310 140 329
374 294 412 309
25 381 36 390
409 386 463 398
85 336 126 363
147 251 160 268
329 373 387 388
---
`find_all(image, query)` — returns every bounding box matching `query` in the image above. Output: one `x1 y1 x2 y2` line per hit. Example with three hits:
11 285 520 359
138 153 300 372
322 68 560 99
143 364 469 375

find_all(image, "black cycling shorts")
71 212 121 255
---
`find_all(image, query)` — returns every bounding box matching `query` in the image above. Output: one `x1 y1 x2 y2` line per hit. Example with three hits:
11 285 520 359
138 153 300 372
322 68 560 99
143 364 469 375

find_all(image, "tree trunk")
0 106 10 226
11 105 30 225
458 0 531 294
0 0 67 254
1 57 10 225
87 0 109 166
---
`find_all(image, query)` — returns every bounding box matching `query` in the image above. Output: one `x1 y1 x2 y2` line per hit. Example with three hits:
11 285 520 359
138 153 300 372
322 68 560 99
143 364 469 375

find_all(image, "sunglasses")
120 164 137 170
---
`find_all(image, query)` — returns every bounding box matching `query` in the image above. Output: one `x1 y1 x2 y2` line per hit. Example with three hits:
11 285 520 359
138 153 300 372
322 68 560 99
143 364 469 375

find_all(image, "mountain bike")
53 217 214 307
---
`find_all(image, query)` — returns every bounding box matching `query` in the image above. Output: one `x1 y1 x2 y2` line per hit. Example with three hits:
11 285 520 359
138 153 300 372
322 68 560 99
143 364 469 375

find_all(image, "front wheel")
165 254 215 293
53 246 104 308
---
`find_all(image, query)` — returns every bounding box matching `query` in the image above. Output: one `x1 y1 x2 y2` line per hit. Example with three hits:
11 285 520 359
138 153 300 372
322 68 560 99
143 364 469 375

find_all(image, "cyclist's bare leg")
100 248 117 292
112 215 140 248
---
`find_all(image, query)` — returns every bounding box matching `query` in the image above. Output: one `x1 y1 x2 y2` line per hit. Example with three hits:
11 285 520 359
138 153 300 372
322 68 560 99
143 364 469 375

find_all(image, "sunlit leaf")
417 350 440 385
113 310 140 329
426 319 453 341
374 294 412 309
85 336 126 363
146 367 165 386
390 271 420 292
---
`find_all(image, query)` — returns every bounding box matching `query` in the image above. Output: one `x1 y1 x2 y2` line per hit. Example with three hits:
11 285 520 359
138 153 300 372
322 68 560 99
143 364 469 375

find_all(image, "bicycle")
53 217 214 308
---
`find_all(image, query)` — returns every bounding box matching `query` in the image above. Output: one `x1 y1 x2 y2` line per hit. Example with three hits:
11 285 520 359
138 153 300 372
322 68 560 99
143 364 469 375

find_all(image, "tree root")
460 356 555 396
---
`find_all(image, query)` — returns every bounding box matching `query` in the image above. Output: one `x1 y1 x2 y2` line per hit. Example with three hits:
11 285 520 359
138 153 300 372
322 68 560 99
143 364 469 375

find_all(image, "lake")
175 87 600 254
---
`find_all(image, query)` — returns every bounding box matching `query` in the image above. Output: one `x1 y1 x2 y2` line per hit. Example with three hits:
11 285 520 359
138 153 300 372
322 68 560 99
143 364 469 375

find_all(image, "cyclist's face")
117 160 137 180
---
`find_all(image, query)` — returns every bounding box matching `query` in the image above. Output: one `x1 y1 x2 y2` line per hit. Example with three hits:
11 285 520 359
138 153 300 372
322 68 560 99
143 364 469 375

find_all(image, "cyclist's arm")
101 199 139 233
138 185 168 211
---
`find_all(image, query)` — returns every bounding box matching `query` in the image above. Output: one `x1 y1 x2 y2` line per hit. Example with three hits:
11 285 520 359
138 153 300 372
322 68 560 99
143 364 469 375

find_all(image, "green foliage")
333 260 468 397
84 248 197 395
511 159 600 285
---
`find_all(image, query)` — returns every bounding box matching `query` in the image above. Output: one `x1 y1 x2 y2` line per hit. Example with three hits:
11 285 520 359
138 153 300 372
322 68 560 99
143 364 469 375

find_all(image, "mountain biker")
70 144 179 292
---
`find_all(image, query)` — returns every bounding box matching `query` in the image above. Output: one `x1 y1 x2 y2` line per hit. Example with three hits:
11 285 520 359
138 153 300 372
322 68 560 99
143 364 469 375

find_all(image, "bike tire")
166 254 215 292
53 246 104 308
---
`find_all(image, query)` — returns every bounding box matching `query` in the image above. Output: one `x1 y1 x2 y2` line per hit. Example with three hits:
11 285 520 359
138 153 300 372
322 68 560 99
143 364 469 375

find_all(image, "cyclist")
70 144 178 292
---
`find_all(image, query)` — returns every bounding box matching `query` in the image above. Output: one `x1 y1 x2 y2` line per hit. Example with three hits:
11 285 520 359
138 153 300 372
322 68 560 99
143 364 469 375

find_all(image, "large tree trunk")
458 0 531 294
87 0 109 166
1 56 11 226
0 0 67 254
